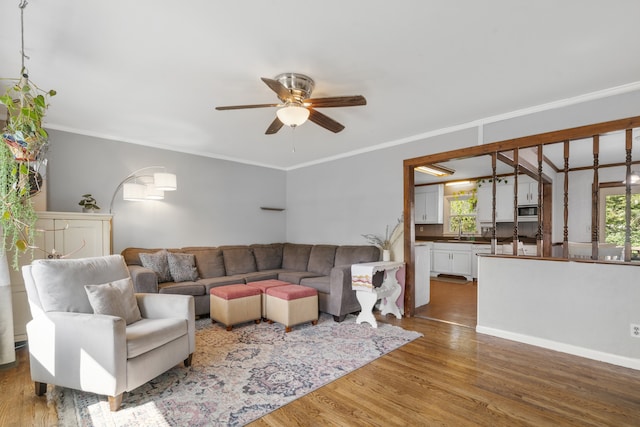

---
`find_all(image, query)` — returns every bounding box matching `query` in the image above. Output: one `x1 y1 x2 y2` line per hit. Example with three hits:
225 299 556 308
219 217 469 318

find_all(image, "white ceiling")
1 1 639 170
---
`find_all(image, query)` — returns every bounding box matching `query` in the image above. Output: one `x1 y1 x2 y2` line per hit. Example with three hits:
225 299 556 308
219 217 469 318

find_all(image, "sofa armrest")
27 311 127 396
136 293 195 353
128 265 159 293
328 265 360 317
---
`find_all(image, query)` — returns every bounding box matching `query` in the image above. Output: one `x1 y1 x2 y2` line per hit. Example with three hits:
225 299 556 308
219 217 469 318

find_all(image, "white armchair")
22 255 195 411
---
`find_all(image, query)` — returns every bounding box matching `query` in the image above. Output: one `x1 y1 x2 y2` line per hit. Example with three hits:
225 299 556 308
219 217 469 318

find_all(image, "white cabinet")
10 212 112 342
414 243 431 307
495 182 514 222
476 184 492 223
415 184 444 224
517 176 538 205
431 243 472 280
477 179 514 223
472 244 492 280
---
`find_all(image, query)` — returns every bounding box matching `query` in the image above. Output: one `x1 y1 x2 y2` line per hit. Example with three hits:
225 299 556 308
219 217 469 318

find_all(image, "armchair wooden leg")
184 353 193 367
34 381 47 396
108 394 123 411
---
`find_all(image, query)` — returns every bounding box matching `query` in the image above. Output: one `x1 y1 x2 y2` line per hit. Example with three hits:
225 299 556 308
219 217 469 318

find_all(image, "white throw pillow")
84 278 142 325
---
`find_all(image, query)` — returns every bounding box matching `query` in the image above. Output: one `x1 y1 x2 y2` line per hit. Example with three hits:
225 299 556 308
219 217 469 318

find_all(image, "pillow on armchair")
85 277 142 325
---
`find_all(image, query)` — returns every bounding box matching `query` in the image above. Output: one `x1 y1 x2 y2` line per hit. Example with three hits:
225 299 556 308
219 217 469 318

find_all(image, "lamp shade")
144 183 165 200
154 172 177 191
276 105 310 127
122 182 147 201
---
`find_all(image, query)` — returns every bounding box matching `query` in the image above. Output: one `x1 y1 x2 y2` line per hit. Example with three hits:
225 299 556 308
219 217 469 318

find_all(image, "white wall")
43 89 640 253
46 130 287 253
285 127 478 244
477 256 640 369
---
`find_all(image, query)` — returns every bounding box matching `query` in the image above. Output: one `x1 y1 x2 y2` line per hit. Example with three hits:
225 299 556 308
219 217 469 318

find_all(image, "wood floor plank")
3 312 640 426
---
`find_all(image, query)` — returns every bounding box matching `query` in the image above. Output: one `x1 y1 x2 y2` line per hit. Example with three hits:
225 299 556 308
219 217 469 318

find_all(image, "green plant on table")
79 194 100 211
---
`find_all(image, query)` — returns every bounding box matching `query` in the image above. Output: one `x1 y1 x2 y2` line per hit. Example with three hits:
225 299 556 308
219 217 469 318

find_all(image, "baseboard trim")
476 325 640 371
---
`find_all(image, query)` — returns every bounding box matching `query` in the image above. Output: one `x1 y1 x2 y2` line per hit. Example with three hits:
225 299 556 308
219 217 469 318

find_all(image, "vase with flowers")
362 216 403 261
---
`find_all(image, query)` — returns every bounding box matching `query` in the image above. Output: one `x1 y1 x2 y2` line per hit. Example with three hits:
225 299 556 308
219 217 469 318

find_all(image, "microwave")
517 205 538 222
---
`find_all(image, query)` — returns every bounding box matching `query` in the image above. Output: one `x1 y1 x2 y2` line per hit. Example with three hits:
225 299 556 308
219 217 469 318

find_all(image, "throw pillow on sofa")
167 252 199 282
139 249 173 282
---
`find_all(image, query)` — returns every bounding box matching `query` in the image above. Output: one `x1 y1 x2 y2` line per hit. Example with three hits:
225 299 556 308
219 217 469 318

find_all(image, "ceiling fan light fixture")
276 104 310 127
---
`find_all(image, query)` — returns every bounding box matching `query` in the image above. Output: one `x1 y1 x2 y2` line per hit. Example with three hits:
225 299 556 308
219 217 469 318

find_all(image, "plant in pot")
362 217 403 261
0 70 55 268
78 194 100 212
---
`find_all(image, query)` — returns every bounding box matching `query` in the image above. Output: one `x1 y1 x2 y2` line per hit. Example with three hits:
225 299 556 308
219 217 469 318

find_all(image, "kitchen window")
446 193 477 235
599 186 640 248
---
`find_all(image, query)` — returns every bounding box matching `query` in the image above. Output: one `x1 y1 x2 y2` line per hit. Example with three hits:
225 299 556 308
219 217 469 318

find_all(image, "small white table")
351 261 404 328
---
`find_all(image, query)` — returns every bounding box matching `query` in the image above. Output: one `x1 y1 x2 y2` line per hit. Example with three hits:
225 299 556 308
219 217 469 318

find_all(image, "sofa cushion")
126 317 187 358
334 245 380 266
200 276 247 293
30 255 130 314
167 252 199 282
221 247 257 276
84 277 142 325
278 271 321 285
139 249 173 283
300 276 331 294
307 245 338 275
241 270 281 283
181 247 226 279
158 281 205 296
282 243 313 271
251 243 284 270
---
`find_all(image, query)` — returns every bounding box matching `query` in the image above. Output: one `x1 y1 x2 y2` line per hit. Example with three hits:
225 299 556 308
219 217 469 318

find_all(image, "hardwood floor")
414 278 477 328
3 308 640 426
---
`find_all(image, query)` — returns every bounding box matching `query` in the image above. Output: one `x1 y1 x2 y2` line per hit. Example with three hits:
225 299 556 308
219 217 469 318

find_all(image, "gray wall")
286 128 478 244
46 130 286 253
43 88 640 253
477 256 640 369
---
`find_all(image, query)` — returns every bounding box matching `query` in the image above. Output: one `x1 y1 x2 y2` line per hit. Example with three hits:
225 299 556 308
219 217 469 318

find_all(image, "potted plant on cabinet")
78 194 100 212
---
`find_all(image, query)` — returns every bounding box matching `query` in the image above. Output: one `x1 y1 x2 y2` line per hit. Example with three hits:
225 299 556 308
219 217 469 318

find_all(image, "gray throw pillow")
84 278 142 325
139 249 173 282
167 252 199 282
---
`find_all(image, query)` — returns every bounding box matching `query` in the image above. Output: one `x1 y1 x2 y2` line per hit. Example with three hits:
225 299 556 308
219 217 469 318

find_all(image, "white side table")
351 261 404 328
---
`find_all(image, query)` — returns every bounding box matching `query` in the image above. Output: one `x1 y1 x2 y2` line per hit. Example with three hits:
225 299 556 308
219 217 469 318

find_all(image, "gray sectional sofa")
121 243 380 321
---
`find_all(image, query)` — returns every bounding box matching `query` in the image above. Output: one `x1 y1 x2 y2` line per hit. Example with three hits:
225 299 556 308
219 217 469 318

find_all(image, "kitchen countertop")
416 236 537 244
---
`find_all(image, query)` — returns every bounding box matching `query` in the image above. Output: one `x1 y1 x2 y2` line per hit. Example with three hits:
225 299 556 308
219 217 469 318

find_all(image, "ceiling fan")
215 73 366 134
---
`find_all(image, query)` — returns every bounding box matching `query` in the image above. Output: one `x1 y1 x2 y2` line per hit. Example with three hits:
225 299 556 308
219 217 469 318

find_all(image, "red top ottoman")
246 279 290 317
265 284 318 333
210 284 262 331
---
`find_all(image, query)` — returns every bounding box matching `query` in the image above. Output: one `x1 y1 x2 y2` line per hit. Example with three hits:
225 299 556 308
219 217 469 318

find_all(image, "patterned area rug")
55 313 421 426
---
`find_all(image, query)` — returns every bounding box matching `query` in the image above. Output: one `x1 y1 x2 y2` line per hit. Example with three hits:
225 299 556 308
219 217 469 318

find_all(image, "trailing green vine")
0 141 36 268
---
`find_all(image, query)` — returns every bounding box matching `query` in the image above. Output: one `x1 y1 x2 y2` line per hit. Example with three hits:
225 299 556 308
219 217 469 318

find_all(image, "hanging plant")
1 71 56 162
0 1 55 268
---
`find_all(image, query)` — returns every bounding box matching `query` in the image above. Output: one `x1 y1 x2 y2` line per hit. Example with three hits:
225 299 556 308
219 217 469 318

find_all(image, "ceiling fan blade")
215 103 279 110
265 117 284 135
308 109 345 133
304 95 367 108
261 77 292 102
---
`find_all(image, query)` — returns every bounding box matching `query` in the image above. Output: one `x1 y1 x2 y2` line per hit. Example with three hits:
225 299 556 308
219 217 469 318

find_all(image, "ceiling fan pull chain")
291 127 296 153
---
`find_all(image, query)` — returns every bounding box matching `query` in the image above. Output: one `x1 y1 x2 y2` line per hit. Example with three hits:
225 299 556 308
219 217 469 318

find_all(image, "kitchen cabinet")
517 176 539 205
415 184 444 224
415 243 431 307
477 179 514 223
472 244 491 280
10 212 112 342
431 242 472 280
